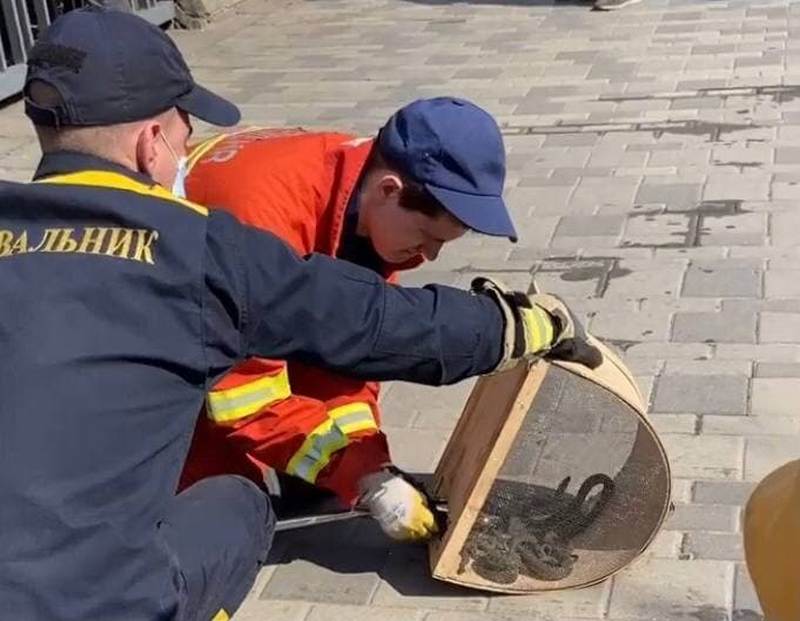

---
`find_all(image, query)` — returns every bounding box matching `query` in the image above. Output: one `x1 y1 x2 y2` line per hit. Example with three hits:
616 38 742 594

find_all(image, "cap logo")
29 43 87 73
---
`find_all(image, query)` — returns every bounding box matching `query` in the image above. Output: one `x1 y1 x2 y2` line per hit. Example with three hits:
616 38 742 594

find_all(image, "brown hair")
366 145 447 218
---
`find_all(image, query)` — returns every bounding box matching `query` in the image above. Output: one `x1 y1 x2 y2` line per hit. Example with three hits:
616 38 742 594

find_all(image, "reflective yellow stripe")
207 368 291 424
329 402 377 436
521 306 554 353
286 418 348 483
211 610 229 621
35 171 208 217
186 126 269 172
186 133 229 171
286 402 377 483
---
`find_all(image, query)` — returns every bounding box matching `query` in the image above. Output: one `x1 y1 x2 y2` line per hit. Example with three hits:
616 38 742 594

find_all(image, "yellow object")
36 170 208 216
519 305 555 355
207 367 292 423
743 458 800 621
286 402 376 484
211 609 230 621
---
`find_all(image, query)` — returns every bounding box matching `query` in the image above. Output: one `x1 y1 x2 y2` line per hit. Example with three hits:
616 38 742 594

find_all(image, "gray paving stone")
650 148 711 168
775 146 800 164
715 343 800 363
703 414 800 437
663 360 752 376
626 342 712 360
750 377 800 416
672 311 756 344
590 310 672 343
261 526 386 605
371 546 488 611
758 312 800 343
622 214 692 248
308 604 427 621
764 269 800 298
693 481 756 506
734 563 763 616
700 213 768 247
744 436 800 482
683 533 744 561
380 380 475 431
670 96 723 110
754 362 800 377
555 215 626 237
660 434 744 481
423 613 554 621
511 185 574 214
703 174 770 201
635 183 702 209
487 582 611 618
608 559 733 619
665 503 739 532
653 375 748 415
588 148 648 169
569 176 641 209
232 601 310 621
682 265 760 298
543 133 599 147
550 167 614 183
381 426 451 472
643 531 684 560
603 269 685 300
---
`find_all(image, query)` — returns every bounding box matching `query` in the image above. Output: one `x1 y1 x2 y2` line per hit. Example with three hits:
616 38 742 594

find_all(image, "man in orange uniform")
181 97 520 540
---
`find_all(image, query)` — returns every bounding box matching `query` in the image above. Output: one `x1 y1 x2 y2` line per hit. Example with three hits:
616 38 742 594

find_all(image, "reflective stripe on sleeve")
329 402 378 436
211 609 229 621
207 367 291 424
520 306 554 354
285 402 377 484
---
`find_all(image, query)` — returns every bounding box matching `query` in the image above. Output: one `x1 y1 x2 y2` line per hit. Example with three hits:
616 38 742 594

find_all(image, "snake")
460 473 616 584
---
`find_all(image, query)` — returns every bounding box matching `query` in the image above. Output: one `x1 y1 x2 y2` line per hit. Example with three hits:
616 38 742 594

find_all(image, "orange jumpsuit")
179 128 419 504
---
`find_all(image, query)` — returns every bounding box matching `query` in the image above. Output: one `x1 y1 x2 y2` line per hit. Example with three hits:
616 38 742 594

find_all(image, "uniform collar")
33 151 156 187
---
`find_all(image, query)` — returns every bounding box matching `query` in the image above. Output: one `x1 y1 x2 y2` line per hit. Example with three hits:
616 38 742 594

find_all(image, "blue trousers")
159 476 275 621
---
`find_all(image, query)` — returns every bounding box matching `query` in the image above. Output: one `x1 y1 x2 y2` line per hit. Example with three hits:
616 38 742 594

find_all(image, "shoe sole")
593 0 643 10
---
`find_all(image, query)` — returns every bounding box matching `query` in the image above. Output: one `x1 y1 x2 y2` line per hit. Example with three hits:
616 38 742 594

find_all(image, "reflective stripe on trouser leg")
285 402 377 484
207 368 291 423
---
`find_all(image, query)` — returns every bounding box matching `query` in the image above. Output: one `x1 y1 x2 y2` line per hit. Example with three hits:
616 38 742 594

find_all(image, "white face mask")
171 157 189 199
159 130 189 199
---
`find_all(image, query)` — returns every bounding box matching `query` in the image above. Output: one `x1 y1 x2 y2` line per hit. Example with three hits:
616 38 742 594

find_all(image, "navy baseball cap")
24 7 239 127
378 97 517 242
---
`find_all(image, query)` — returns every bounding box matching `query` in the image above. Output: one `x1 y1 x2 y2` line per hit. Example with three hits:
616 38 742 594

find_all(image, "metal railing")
0 0 175 101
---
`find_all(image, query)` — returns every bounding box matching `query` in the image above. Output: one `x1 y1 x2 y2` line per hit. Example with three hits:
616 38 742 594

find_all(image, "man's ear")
378 173 403 199
135 120 162 178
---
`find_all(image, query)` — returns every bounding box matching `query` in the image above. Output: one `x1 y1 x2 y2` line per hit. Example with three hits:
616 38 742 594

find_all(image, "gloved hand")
472 277 603 371
358 468 439 541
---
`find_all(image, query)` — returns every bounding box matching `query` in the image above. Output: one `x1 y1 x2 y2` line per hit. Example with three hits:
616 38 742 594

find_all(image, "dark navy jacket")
0 152 502 620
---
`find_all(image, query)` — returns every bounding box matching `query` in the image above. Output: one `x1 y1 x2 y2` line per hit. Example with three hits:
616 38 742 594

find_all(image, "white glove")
359 469 438 541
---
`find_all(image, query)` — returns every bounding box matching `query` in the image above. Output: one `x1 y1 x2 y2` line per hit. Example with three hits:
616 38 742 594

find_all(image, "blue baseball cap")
378 97 517 242
24 7 239 128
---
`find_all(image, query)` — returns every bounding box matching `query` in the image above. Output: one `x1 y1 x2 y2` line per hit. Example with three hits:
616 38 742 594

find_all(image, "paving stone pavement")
4 0 800 618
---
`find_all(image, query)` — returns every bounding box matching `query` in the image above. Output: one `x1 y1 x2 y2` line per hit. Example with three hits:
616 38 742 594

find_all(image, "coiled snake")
459 473 615 584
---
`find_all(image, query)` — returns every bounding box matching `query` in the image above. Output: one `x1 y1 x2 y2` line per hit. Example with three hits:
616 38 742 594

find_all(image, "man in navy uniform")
0 8 600 621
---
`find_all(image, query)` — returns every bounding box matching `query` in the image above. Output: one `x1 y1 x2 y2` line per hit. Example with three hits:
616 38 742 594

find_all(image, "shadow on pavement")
266 472 480 599
269 519 482 599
